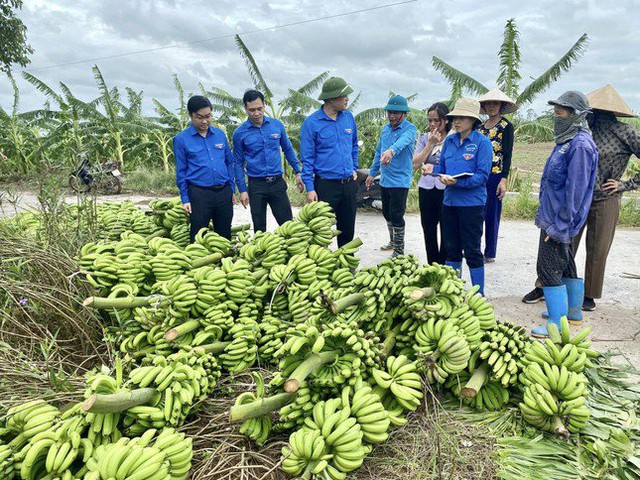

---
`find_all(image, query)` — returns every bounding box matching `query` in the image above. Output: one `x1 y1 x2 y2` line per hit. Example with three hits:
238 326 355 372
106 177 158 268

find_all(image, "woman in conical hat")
477 88 518 263
574 85 639 311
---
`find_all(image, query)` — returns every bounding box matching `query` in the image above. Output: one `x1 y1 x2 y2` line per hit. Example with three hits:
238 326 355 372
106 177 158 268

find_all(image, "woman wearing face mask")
478 89 518 263
413 102 451 264
530 91 598 338
423 98 493 295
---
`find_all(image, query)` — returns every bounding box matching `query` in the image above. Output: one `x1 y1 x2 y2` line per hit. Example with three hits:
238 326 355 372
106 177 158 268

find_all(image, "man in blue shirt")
233 90 304 233
365 95 417 257
531 91 598 338
300 77 359 247
174 95 237 241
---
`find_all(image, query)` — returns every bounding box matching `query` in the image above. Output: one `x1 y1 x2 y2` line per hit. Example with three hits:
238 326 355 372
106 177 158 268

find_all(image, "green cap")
318 77 354 101
383 95 410 112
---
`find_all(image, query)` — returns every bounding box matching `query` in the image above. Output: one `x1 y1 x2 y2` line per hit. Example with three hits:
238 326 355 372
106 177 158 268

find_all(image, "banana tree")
432 19 589 107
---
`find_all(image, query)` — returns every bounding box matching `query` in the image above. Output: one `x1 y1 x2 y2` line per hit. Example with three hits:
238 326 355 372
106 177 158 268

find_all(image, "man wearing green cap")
300 76 360 247
365 95 417 257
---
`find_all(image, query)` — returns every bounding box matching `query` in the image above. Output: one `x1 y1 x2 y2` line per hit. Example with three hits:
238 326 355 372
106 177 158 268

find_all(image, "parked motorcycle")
355 168 382 210
69 153 123 195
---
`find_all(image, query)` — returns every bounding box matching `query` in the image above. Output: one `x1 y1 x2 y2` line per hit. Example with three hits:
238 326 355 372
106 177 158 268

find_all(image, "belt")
317 176 353 184
249 175 282 184
190 183 227 191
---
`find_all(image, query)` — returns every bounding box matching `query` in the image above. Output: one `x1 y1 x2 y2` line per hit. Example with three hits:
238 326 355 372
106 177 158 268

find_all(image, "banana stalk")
323 292 366 315
231 224 251 233
552 415 569 439
82 388 157 413
380 329 397 357
335 237 364 252
461 363 489 398
144 230 167 241
284 351 338 393
408 287 437 302
165 319 201 341
192 253 223 268
82 295 166 309
229 392 295 422
193 341 230 355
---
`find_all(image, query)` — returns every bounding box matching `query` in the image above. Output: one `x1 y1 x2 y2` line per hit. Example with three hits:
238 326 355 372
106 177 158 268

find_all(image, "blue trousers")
483 173 503 258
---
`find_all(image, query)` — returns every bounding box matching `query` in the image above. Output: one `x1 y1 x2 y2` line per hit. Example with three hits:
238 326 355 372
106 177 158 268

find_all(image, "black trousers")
419 187 446 264
187 183 233 241
442 205 484 269
536 229 578 287
248 176 293 233
314 177 358 247
381 187 409 228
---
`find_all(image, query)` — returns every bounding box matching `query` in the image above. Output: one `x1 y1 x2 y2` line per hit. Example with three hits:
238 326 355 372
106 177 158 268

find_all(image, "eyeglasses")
193 114 213 120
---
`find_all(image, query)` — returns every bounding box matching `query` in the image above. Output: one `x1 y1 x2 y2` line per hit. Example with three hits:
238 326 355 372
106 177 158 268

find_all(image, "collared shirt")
415 132 446 190
435 130 493 207
590 113 640 201
232 116 301 193
535 130 598 243
369 120 417 188
300 107 359 192
174 125 236 204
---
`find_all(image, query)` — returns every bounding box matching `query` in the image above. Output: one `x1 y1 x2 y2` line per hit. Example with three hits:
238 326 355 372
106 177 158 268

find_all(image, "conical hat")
478 88 518 115
587 84 635 117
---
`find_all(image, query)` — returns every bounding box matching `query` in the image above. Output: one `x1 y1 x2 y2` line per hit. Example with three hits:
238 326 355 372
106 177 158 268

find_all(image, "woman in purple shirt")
413 102 451 264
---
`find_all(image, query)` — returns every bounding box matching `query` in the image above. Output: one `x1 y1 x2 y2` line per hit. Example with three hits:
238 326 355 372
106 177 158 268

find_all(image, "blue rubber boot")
541 278 584 324
469 267 485 297
445 261 462 278
531 285 568 338
563 278 584 325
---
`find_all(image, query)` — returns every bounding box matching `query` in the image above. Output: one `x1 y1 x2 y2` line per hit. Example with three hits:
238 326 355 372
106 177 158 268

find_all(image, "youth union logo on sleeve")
344 128 352 134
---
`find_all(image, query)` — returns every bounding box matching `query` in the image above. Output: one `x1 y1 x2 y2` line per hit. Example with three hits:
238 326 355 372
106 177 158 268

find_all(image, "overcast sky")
1 0 638 120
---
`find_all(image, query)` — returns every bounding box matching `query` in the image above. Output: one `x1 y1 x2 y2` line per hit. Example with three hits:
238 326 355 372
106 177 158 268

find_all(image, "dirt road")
5 190 639 368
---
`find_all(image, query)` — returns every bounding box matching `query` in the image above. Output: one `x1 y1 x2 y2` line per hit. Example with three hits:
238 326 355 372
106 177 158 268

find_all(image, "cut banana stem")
380 330 397 357
82 295 165 309
192 253 223 268
195 341 231 354
144 230 167 241
461 363 489 398
165 319 201 341
336 237 364 252
231 223 251 233
552 415 569 439
229 392 295 422
408 287 437 302
325 293 366 314
82 388 157 413
284 351 338 393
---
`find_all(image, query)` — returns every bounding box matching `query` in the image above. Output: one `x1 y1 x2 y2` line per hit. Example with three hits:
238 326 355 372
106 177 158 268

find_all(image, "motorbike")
355 168 382 210
69 154 123 195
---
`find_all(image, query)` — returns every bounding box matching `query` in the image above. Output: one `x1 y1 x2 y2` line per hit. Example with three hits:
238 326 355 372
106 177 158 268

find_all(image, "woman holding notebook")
423 98 492 296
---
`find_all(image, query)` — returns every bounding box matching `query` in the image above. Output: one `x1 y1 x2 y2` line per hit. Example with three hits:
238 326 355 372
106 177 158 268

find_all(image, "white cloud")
1 0 638 122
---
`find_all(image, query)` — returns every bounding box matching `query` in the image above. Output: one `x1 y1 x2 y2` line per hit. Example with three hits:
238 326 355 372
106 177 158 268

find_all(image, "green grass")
123 168 177 195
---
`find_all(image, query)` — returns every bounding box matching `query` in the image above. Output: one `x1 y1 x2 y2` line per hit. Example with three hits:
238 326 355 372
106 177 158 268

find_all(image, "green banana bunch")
414 318 471 383
149 245 192 283
334 243 360 270
519 361 590 436
546 317 599 366
281 427 335 479
193 228 232 256
348 381 391 443
152 427 193 479
523 338 590 373
295 201 338 247
477 321 530 387
370 355 423 411
152 275 197 319
307 245 339 281
274 220 312 256
220 317 259 373
302 396 368 475
236 373 272 445
220 257 255 305
257 314 289 362
465 284 495 330
5 400 61 443
276 383 322 430
0 444 15 480
169 223 190 248
86 436 171 480
447 304 483 349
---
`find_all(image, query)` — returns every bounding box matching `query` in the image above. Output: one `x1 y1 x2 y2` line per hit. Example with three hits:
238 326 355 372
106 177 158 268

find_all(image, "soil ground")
4 191 639 369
